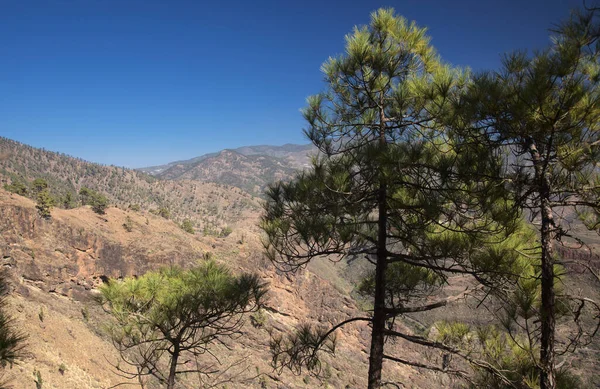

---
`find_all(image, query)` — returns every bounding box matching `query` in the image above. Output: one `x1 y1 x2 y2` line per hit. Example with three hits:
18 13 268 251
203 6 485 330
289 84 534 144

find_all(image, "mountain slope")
0 136 261 233
0 188 434 389
138 143 315 175
156 149 300 195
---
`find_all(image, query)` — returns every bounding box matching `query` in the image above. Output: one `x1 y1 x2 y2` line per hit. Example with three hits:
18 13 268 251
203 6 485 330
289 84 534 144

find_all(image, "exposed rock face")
0 188 450 389
0 200 199 300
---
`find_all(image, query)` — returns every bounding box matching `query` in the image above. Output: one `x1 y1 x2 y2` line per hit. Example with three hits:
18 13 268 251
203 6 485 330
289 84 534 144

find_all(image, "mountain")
138 143 316 175
0 136 261 233
1 136 598 387
137 144 316 196
0 137 467 388
156 149 302 195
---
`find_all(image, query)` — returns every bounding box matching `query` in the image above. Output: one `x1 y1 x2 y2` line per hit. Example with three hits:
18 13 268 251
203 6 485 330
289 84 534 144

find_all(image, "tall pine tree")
459 9 600 389
262 9 524 388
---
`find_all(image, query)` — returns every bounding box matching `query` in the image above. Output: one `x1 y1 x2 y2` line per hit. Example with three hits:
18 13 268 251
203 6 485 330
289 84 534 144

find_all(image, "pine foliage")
100 261 266 389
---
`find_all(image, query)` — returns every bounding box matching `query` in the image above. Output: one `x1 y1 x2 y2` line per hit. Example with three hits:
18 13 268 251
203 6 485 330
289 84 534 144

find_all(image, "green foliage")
180 218 194 234
0 273 26 368
157 207 170 219
36 189 54 219
458 8 600 388
79 187 109 214
4 180 27 196
219 226 232 237
90 193 108 214
435 323 583 389
100 261 266 388
122 216 133 232
358 262 443 303
203 225 218 236
128 203 140 212
270 323 336 377
432 222 584 389
261 8 523 387
31 178 48 194
33 369 42 389
250 308 267 328
60 191 77 209
81 306 89 322
78 187 92 204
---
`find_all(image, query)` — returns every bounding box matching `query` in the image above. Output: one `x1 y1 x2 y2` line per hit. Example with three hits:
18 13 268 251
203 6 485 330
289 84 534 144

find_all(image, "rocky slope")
1 137 598 387
0 189 441 389
154 150 300 196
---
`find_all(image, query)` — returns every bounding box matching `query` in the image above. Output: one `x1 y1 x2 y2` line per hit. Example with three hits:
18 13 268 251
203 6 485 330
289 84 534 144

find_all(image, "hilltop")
138 144 316 196
138 143 315 175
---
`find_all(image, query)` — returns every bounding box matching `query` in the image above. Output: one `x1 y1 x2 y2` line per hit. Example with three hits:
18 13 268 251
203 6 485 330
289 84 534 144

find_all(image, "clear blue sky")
0 0 585 167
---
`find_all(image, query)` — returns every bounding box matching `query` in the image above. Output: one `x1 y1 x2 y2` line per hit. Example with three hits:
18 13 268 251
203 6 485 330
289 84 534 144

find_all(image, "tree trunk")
540 197 556 389
529 140 556 389
167 347 179 389
368 97 388 389
368 180 387 389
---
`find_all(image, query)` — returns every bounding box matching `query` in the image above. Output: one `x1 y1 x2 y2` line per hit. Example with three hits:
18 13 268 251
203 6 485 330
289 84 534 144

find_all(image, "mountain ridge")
0 136 262 233
138 143 315 176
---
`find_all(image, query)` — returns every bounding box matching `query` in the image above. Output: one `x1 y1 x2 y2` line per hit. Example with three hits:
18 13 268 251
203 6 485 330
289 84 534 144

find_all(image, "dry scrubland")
0 189 449 388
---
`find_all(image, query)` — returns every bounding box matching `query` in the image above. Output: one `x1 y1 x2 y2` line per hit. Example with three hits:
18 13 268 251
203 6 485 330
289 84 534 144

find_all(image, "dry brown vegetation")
0 137 262 234
0 188 448 388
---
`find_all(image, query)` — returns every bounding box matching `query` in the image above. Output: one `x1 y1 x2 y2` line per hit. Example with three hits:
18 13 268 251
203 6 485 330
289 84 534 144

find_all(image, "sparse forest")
0 137 262 233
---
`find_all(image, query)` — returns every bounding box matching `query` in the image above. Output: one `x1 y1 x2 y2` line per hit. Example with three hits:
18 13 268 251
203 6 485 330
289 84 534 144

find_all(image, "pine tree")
3 180 27 196
262 9 523 388
180 219 194 234
79 187 109 214
36 189 54 219
460 9 600 389
100 261 266 389
0 271 26 387
90 192 108 214
31 178 48 194
61 191 77 209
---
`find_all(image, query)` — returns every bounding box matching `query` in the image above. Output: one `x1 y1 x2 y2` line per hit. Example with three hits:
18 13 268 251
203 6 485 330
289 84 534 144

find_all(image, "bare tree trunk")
368 98 388 389
529 140 556 389
540 197 556 389
368 180 387 389
167 347 179 389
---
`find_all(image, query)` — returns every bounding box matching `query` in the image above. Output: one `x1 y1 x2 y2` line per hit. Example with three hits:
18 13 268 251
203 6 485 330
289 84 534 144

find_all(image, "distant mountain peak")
137 143 316 189
139 143 315 195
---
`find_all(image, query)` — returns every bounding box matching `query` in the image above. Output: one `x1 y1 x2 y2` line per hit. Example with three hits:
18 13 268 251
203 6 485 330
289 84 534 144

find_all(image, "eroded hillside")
0 189 442 389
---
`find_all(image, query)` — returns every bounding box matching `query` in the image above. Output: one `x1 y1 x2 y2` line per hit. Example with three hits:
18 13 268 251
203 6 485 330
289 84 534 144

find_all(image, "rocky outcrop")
0 195 202 301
